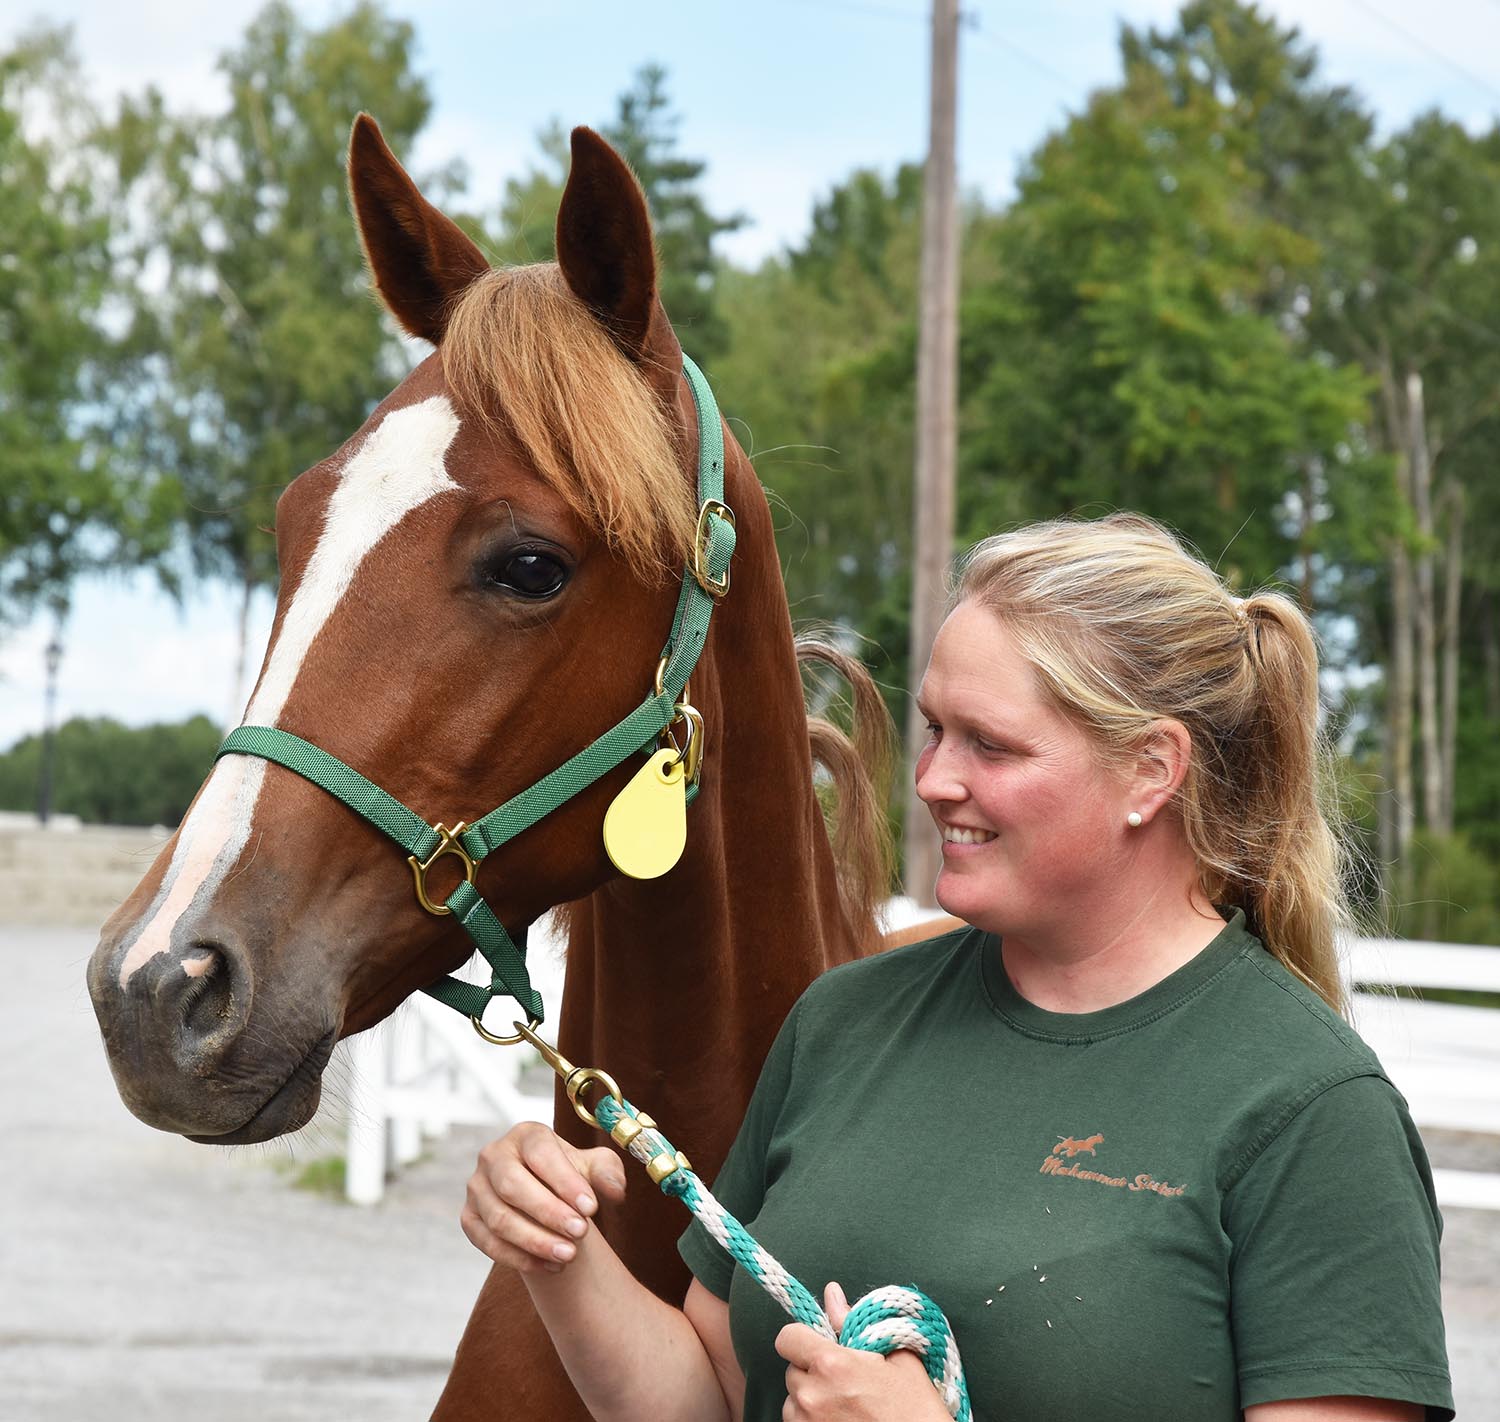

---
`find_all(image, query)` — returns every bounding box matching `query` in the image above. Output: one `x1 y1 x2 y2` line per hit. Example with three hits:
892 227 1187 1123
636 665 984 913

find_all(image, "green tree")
0 714 222 826
716 165 930 644
106 1 444 702
958 31 1379 599
491 63 744 364
0 25 175 630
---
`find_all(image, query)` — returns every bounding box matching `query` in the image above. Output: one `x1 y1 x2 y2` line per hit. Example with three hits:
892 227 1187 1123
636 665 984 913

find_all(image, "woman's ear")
1127 720 1192 825
348 113 490 344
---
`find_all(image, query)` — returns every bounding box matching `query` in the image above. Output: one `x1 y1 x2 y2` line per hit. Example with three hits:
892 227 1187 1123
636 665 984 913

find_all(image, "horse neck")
555 474 858 1165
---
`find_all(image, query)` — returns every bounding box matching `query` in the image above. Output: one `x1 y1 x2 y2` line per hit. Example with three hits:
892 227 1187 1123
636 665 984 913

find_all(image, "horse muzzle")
87 911 337 1142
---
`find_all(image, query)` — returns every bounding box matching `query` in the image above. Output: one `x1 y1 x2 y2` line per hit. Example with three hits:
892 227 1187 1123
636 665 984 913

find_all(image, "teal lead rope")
591 1093 973 1421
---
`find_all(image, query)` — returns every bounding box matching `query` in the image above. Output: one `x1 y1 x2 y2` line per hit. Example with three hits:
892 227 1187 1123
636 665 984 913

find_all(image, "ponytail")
1198 594 1348 1013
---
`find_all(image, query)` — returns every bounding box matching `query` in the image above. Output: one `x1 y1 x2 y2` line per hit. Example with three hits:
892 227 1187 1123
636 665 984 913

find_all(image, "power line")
963 14 1080 97
767 0 927 24
786 0 1500 353
1346 0 1500 110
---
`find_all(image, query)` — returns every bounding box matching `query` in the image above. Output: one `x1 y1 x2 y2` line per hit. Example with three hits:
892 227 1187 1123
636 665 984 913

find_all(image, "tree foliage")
106 1 441 606
0 715 221 826
491 63 744 363
0 25 175 629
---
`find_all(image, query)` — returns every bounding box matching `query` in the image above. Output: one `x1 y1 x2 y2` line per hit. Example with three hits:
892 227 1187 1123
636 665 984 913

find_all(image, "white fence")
1347 938 1500 1211
343 919 1500 1211
343 920 567 1205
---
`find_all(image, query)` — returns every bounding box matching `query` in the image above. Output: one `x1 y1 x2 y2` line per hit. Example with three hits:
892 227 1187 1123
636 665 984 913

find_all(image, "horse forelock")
440 263 697 584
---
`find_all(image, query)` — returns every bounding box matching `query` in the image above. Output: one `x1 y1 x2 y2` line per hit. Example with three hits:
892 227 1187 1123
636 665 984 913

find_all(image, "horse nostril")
179 943 235 1042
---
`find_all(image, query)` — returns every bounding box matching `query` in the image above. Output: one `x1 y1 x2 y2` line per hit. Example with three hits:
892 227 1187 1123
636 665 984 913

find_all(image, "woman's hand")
775 1282 952 1421
461 1121 627 1275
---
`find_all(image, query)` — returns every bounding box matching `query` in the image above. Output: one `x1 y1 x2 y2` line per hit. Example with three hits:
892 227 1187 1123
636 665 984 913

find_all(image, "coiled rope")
592 1093 972 1421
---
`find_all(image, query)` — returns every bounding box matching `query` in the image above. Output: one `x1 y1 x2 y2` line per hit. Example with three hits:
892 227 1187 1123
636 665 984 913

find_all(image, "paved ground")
2 924 493 1422
4 923 1497 1419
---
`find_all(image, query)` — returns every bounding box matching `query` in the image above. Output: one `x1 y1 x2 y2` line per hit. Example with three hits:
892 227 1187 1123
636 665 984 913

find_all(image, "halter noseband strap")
214 355 735 1030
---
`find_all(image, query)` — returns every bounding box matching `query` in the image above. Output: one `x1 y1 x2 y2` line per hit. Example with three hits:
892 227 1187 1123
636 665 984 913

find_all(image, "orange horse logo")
1052 1133 1104 1158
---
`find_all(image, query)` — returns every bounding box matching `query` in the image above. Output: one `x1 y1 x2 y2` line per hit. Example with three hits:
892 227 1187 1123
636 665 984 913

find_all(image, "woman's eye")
486 550 569 599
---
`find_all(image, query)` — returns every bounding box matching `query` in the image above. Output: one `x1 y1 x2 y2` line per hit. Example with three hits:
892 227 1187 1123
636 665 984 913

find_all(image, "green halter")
214 355 735 1033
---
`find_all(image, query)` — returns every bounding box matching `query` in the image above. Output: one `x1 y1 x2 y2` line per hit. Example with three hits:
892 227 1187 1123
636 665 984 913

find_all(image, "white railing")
343 919 1500 1211
1346 938 1500 1211
343 921 566 1205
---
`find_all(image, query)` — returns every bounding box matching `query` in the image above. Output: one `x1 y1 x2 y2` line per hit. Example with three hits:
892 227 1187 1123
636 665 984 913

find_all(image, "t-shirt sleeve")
1225 1071 1454 1419
676 991 805 1300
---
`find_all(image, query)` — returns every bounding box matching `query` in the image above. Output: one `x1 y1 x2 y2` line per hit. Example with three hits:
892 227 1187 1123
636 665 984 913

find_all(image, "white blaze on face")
117 396 462 986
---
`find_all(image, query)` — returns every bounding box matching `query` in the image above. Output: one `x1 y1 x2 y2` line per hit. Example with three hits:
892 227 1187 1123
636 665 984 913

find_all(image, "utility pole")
902 0 961 905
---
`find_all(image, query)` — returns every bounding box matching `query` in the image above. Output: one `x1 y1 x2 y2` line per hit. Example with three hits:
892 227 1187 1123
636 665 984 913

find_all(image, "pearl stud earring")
1126 811 1143 828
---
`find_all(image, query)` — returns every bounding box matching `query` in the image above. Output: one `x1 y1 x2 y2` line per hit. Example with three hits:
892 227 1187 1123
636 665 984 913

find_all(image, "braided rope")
592 1095 972 1421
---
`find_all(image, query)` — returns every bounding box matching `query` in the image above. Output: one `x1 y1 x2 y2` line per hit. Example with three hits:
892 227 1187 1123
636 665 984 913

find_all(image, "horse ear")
556 126 679 370
347 113 490 345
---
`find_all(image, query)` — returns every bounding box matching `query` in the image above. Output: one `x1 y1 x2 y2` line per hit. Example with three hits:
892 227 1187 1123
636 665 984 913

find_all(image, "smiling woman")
466 512 1453 1422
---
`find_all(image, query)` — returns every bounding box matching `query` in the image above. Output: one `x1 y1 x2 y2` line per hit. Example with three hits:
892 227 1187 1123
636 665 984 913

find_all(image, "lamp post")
36 630 64 827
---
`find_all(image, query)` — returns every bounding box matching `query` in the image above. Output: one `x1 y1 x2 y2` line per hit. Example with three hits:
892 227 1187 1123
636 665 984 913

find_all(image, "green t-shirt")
678 913 1453 1420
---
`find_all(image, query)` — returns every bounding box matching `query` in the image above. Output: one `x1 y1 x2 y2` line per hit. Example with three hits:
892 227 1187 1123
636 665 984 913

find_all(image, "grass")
272 1153 348 1199
1356 983 1500 1010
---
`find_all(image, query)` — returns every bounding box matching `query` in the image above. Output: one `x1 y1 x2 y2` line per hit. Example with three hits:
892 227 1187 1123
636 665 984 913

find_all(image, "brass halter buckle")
408 821 477 916
692 499 735 598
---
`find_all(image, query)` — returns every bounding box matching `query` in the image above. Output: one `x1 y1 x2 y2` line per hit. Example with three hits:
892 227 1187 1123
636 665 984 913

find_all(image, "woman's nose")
914 738 964 805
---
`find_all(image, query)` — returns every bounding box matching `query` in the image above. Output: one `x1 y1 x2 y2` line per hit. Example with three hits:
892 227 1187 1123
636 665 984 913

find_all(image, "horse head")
87 116 723 1145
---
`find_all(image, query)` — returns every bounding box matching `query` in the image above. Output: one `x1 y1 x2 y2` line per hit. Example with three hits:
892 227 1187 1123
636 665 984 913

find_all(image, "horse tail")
796 633 897 951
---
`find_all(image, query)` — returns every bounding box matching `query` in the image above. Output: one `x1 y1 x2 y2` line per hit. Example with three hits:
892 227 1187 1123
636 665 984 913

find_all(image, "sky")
4 0 1500 749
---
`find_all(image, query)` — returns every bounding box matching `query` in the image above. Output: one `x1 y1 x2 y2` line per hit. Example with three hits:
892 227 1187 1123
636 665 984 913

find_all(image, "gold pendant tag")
602 748 687 879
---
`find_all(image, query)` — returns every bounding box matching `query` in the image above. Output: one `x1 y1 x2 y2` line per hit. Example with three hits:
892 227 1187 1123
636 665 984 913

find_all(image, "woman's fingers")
463 1124 630 1274
459 1199 560 1274
823 1280 849 1334
470 1152 587 1263
576 1145 628 1203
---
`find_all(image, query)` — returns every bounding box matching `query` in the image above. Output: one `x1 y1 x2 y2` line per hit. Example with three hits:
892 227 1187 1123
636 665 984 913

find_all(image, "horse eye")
485 549 569 599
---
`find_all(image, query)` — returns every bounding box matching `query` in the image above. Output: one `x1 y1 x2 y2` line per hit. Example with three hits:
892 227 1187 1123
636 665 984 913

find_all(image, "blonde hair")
441 264 696 581
953 512 1351 1014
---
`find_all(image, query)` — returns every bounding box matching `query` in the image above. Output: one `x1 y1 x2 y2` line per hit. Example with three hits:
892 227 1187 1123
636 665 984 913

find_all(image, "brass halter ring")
470 1012 543 1047
652 656 704 785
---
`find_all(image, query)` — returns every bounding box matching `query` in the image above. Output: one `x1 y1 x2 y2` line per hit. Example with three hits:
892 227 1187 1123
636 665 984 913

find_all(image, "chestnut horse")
87 117 928 1417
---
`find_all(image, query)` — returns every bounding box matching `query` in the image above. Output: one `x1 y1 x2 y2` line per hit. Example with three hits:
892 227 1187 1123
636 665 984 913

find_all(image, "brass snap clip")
662 702 705 787
507 1020 626 1128
692 499 735 598
652 656 705 787
408 821 477 916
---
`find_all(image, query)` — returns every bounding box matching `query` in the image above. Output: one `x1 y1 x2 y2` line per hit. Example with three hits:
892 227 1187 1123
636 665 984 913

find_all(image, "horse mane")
441 263 696 582
797 634 896 949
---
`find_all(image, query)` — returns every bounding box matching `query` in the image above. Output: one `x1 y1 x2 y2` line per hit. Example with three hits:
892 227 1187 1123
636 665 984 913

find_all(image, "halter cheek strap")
214 355 735 1030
